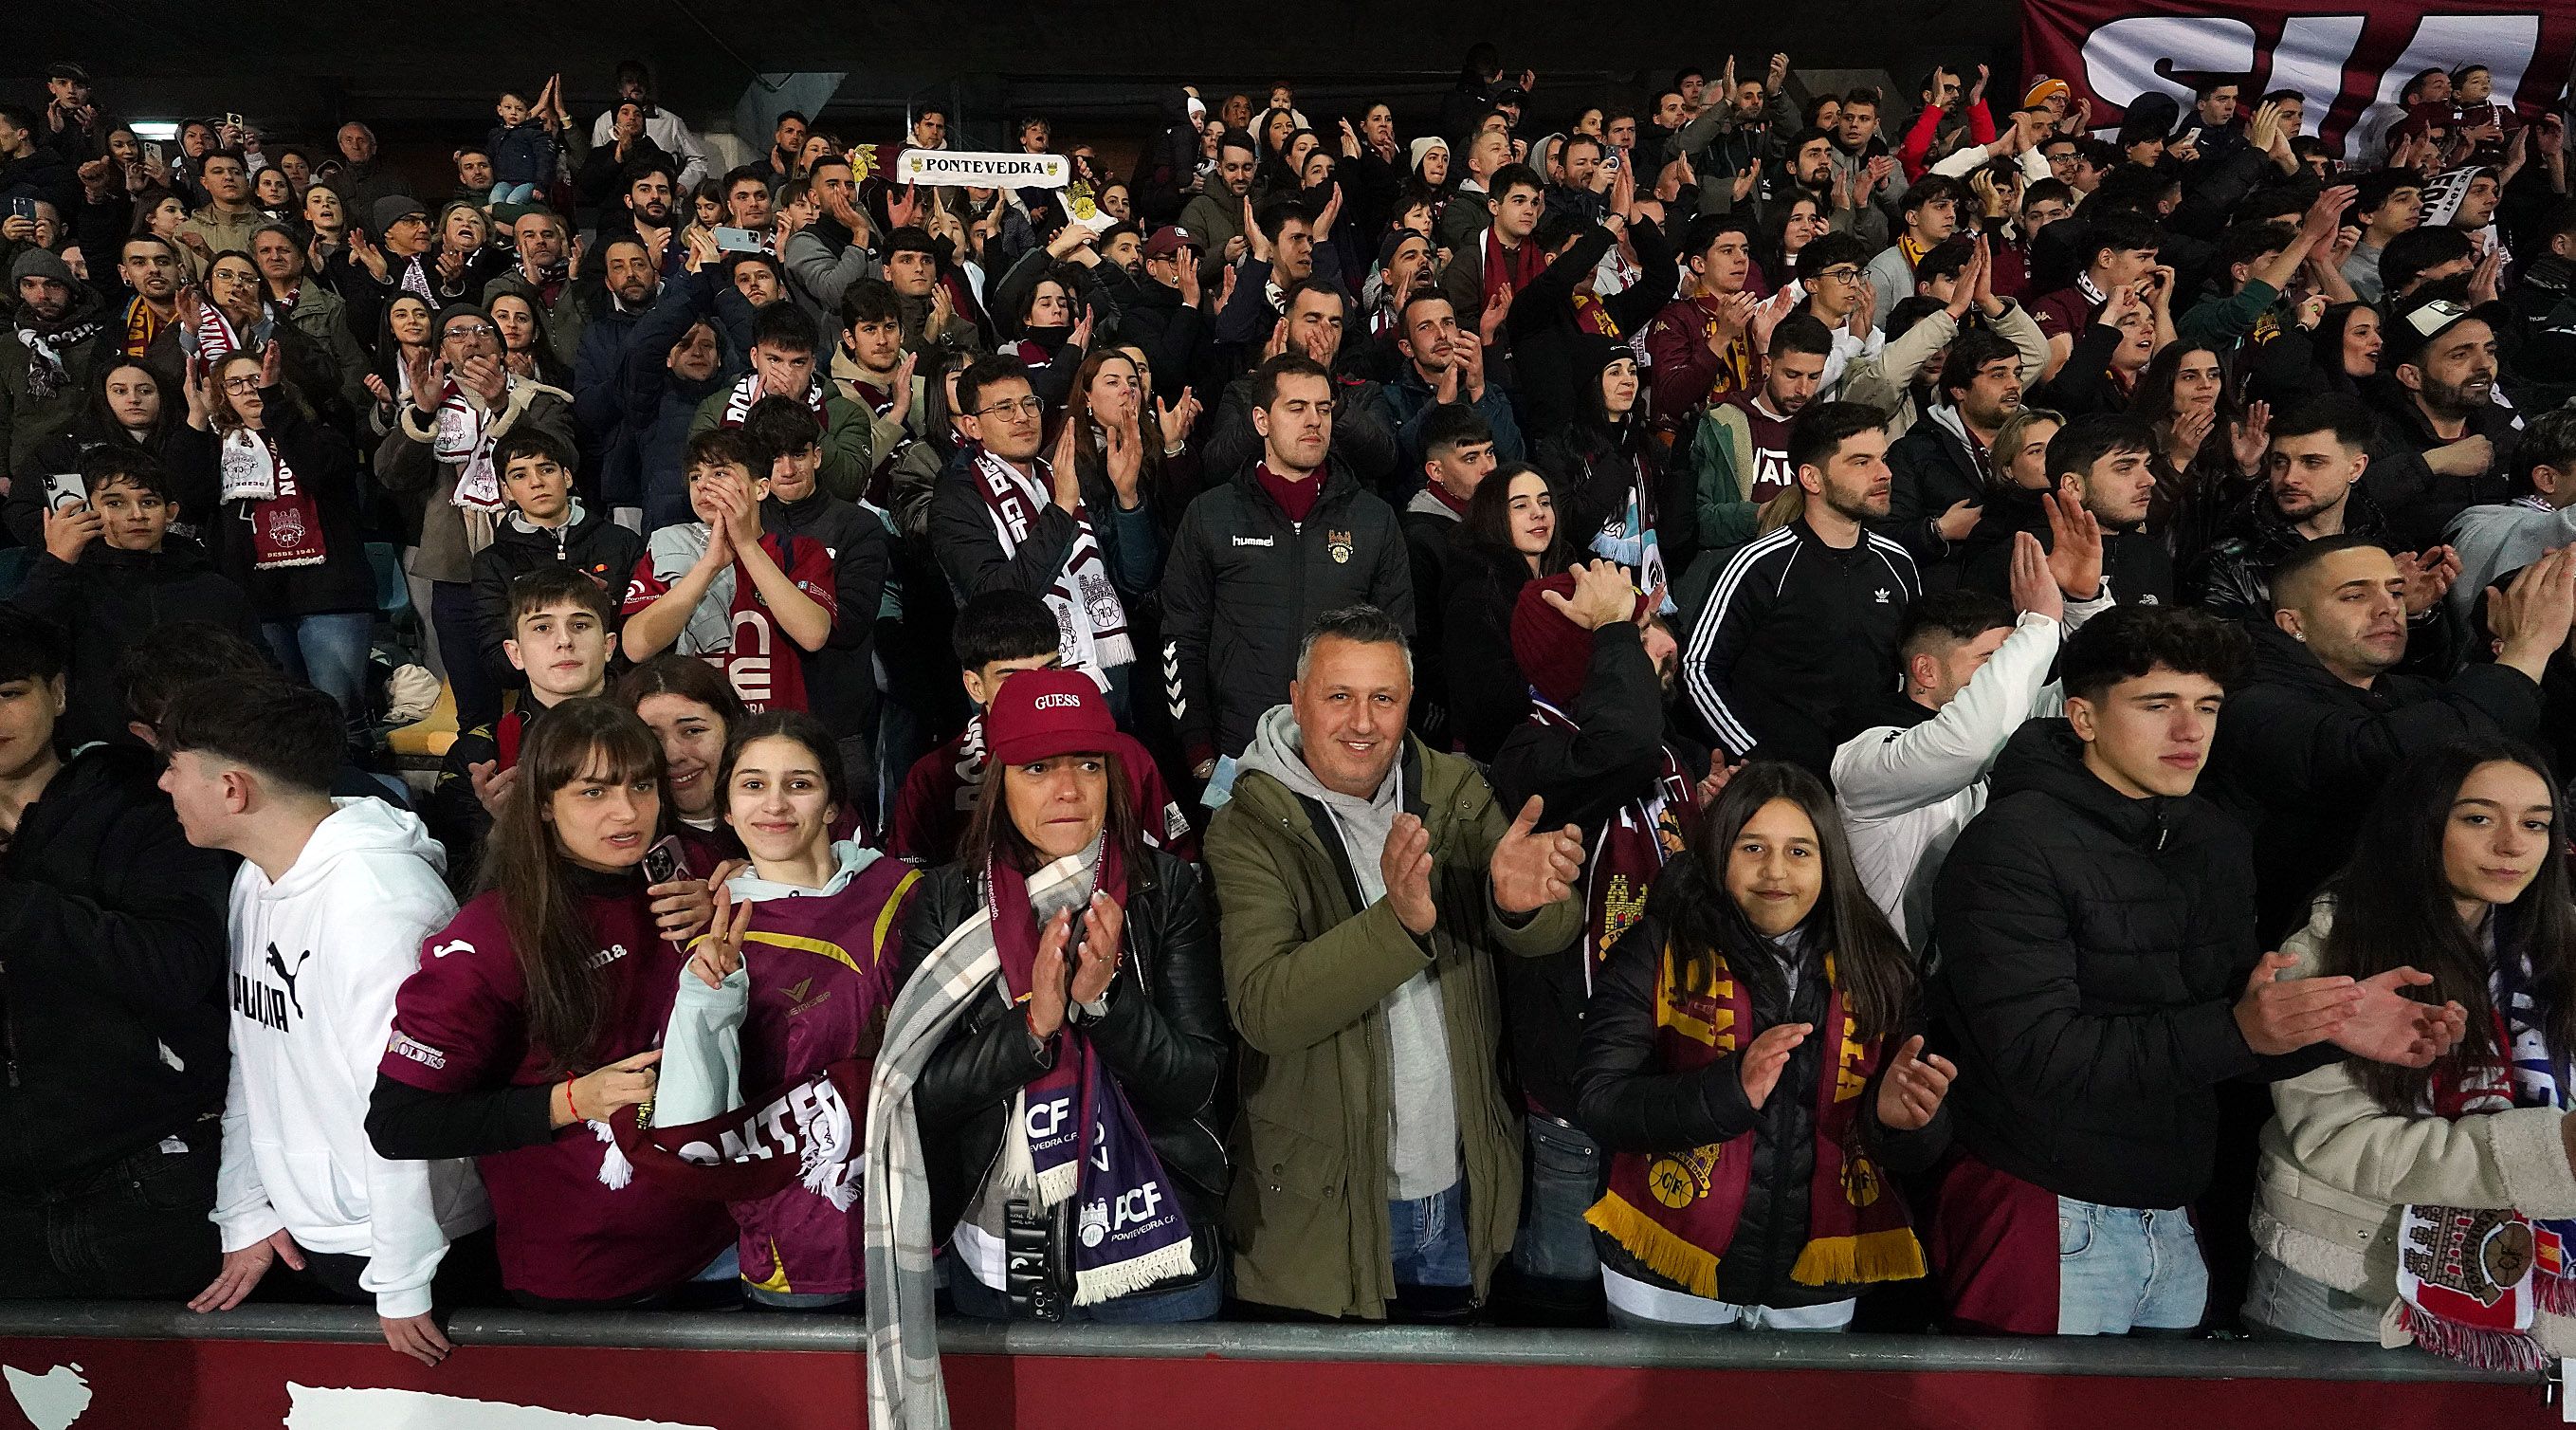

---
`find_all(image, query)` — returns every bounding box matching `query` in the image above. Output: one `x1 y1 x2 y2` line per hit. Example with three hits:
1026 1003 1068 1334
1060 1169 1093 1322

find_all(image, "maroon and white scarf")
720 371 830 430
1527 695 1692 992
431 376 512 514
218 428 330 570
969 445 1132 674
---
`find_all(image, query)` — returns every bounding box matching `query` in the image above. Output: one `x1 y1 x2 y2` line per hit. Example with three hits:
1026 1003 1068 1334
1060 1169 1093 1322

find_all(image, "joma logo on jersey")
583 943 634 971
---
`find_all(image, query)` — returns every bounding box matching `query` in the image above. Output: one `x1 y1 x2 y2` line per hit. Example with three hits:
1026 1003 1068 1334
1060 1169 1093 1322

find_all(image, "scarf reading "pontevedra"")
1586 944 1923 1297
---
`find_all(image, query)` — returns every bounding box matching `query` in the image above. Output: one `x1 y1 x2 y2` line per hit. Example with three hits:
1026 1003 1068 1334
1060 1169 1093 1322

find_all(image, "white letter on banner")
2269 16 2367 137
2081 17 2256 117
2373 16 2541 110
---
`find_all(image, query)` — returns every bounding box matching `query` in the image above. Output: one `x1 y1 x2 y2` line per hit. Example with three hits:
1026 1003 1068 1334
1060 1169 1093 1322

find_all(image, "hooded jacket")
1206 716 1581 1318
1 251 112 482
375 376 578 586
466 499 648 690
7 536 264 748
1160 457 1416 761
210 798 488 1318
0 743 235 1192
2202 620 2543 944
1930 720 2293 1210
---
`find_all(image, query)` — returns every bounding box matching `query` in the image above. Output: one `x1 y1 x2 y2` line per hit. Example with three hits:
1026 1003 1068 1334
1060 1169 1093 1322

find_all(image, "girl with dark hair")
630 710 922 1309
1575 761 1955 1329
873 668 1228 1332
1443 463 1578 760
2128 341 2266 554
489 289 572 389
369 699 732 1308
7 359 190 548
2246 740 2567 1361
616 652 751 871
1538 336 1691 600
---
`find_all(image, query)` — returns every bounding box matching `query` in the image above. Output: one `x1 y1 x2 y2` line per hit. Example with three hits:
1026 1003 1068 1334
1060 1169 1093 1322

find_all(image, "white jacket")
1833 607 2096 948
211 798 489 1318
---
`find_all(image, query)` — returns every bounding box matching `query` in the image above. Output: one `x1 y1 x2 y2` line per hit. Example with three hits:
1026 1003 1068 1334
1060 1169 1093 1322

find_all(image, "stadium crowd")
3 40 2576 1420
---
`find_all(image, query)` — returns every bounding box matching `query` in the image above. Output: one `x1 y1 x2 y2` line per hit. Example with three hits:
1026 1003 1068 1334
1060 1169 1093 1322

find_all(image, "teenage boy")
0 609 234 1300
1401 403 1499 749
621 429 836 714
162 678 488 1366
741 394 891 789
430 568 616 881
886 589 1192 867
2341 168 2425 303
1928 606 2459 1336
831 278 933 517
466 430 645 699
12 448 260 747
688 299 874 504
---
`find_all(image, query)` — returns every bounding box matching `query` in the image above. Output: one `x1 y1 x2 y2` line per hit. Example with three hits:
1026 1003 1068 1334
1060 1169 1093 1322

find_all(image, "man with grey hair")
1207 603 1586 1322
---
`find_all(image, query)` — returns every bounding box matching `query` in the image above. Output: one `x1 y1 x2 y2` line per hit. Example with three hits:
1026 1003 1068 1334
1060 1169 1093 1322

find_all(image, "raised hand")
1070 891 1125 1005
2330 967 2470 1068
1540 558 1637 630
1243 196 1270 264
1489 795 1585 915
1739 1023 1810 1109
1158 386 1202 445
2007 529 2061 622
1694 753 1738 810
466 758 521 817
2394 544 2460 616
1379 812 1437 935
2230 399 2272 475
1027 909 1075 1039
1481 282 1513 342
686 884 755 989
41 499 101 565
1873 1035 1957 1130
2043 481 2104 600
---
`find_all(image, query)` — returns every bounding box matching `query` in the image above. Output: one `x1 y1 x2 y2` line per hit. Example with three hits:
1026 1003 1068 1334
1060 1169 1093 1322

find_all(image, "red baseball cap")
985 667 1118 765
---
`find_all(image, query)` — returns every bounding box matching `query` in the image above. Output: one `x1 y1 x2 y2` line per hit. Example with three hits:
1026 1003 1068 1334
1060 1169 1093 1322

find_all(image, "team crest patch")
1327 528 1354 564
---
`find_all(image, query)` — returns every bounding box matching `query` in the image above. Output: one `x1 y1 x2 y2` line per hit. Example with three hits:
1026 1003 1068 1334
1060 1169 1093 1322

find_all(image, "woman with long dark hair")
1538 337 1691 600
616 652 751 871
7 359 189 547
636 710 921 1309
1444 463 1579 760
1575 761 1954 1329
2245 739 2560 1360
873 668 1227 1332
369 700 733 1308
2129 341 2266 557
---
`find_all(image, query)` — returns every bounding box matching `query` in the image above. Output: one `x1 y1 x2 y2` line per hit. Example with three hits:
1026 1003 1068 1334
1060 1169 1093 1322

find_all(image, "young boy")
161 677 488 1366
831 278 932 508
741 395 891 793
886 589 1193 866
621 429 837 714
11 449 262 747
429 568 614 881
467 430 645 698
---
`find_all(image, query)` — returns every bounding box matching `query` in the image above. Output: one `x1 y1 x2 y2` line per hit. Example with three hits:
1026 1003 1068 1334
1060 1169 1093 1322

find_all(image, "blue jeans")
2241 1254 2383 1342
1514 1116 1601 1284
429 579 502 734
263 613 374 727
2055 1197 2207 1334
945 1263 1221 1323
487 181 538 205
1390 1182 1473 1290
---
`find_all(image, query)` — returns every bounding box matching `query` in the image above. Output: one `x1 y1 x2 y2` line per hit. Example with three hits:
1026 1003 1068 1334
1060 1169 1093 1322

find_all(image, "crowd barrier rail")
0 1300 2562 1428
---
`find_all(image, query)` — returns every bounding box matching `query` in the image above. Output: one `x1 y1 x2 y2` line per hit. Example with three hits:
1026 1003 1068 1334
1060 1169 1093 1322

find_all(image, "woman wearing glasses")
175 342 377 728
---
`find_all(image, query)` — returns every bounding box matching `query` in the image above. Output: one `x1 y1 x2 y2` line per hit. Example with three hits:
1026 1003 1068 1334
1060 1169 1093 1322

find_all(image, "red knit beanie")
1510 574 1647 708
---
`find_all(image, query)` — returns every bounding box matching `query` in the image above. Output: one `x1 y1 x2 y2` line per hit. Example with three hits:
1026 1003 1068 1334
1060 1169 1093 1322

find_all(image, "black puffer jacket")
1574 892 1945 1311
1160 458 1415 761
7 538 264 748
1489 622 1706 1121
466 501 648 691
898 848 1231 1296
2204 620 2543 944
1930 720 2291 1211
2181 478 2401 621
0 744 234 1192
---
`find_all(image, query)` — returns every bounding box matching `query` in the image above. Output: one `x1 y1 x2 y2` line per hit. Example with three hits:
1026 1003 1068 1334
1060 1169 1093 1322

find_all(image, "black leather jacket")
897 848 1232 1302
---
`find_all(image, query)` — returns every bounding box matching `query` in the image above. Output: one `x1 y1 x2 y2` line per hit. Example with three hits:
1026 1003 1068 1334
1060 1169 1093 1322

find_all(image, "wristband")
562 1071 584 1124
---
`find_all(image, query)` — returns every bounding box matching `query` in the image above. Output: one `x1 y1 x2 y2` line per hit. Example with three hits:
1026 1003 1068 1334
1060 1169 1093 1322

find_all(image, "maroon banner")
2020 2 2576 158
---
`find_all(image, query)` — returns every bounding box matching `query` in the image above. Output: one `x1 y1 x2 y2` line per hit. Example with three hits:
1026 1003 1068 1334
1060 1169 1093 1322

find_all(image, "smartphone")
642 835 688 889
2180 126 2203 147
42 471 84 515
712 226 767 253
225 112 243 131
8 198 32 222
142 141 162 167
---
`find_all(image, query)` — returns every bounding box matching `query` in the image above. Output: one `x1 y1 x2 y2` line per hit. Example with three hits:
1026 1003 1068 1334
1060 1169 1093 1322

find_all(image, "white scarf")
721 370 828 429
219 427 283 502
432 376 513 514
969 447 1133 673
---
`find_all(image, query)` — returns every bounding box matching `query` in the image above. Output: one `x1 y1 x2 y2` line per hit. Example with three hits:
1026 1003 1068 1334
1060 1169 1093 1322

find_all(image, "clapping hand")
1489 796 1585 916
1873 1036 1957 1130
2042 480 2104 600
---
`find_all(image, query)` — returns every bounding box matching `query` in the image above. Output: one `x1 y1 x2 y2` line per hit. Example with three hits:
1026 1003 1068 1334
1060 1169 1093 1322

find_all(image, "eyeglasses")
1812 266 1863 284
221 376 263 394
976 396 1046 419
442 322 495 341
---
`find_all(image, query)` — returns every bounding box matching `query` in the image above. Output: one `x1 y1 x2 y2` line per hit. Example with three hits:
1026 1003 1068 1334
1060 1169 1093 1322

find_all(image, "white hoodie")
211 798 490 1318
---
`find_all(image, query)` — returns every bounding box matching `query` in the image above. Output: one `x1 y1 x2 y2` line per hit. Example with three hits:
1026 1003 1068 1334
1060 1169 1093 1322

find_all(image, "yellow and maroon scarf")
1586 944 1924 1296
